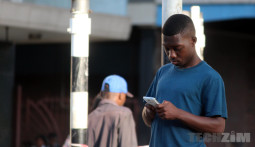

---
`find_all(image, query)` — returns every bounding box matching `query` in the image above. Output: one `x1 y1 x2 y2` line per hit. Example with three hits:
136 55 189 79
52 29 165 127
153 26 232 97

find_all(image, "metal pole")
161 0 182 66
69 0 90 146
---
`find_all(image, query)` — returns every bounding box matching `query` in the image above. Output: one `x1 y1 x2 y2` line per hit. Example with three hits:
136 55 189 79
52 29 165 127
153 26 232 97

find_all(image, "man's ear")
118 93 122 100
112 93 121 106
191 36 197 47
120 93 127 105
119 93 126 101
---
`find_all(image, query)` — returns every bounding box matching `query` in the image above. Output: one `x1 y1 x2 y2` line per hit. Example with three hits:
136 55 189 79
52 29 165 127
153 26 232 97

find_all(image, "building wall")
15 43 71 146
90 0 128 16
22 0 70 8
204 19 255 147
0 42 15 147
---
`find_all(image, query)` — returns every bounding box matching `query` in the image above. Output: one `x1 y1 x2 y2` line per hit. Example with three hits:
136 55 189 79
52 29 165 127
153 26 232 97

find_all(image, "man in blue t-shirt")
142 14 228 147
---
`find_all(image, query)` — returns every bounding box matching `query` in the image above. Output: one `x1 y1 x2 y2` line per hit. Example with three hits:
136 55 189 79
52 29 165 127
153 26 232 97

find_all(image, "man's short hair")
163 14 195 36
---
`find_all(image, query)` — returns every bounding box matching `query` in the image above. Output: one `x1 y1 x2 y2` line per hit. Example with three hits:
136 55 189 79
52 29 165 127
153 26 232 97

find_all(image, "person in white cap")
87 75 137 147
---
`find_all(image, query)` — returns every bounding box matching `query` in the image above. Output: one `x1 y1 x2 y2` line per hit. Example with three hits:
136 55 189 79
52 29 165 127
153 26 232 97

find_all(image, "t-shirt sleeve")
202 76 228 119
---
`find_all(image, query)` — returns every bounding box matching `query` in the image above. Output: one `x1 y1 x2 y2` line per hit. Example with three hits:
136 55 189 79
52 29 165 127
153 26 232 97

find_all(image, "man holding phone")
142 14 228 147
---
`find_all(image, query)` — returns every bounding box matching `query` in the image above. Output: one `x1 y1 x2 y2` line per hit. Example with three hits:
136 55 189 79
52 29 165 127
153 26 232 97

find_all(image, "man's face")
163 33 196 68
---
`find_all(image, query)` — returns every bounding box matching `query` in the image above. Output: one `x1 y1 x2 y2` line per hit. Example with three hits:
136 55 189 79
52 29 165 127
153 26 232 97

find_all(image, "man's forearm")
142 107 153 127
177 108 225 133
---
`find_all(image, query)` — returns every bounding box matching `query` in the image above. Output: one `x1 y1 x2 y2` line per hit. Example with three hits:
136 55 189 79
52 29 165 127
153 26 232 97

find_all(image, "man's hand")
156 100 180 120
145 103 156 120
142 103 156 127
155 100 225 133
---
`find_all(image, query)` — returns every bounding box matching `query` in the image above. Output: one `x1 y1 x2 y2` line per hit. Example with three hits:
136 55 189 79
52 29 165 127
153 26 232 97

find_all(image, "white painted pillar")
68 0 91 146
161 0 183 65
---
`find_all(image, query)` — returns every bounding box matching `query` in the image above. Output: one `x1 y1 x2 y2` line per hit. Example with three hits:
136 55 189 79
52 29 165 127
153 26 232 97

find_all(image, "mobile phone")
143 96 160 107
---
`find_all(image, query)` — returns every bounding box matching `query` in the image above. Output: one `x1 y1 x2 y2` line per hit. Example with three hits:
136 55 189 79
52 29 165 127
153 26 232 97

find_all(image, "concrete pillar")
161 0 182 65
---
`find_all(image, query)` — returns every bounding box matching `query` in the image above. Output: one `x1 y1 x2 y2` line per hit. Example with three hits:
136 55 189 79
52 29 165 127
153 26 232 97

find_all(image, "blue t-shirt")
146 61 228 147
